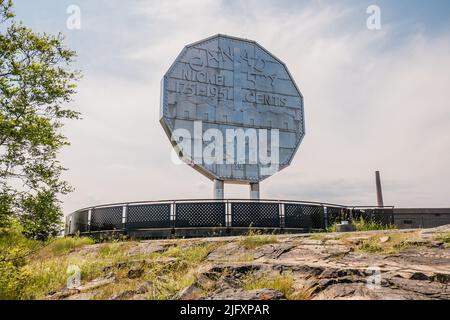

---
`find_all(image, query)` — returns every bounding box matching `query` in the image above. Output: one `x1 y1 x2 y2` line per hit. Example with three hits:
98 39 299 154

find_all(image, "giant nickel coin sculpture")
160 34 304 199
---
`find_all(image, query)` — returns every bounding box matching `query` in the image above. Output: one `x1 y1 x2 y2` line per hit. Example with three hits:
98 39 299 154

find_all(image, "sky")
11 0 450 213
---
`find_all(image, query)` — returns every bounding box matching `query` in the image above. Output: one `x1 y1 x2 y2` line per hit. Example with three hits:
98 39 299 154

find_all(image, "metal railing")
65 199 394 236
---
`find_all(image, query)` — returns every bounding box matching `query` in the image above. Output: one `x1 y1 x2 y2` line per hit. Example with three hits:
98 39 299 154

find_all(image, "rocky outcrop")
202 289 285 300
198 225 450 300
46 275 116 300
46 225 450 300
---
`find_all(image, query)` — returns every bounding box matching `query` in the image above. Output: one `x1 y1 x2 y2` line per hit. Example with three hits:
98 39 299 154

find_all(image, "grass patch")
15 245 129 300
92 280 140 300
2 235 221 300
242 272 293 296
239 229 278 249
352 231 425 255
93 242 221 300
97 241 130 258
0 225 67 299
0 226 146 299
353 218 396 232
242 272 308 299
327 217 396 233
327 224 338 233
18 257 70 299
289 289 313 300
310 233 326 241
163 243 218 264
42 236 96 257
139 243 220 299
356 239 384 253
434 232 450 248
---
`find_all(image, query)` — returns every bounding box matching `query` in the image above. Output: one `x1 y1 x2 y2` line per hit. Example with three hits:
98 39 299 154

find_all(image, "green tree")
0 0 80 239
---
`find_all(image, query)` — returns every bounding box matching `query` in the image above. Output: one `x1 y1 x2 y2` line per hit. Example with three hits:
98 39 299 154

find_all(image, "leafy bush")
0 0 81 240
0 224 95 299
0 223 40 299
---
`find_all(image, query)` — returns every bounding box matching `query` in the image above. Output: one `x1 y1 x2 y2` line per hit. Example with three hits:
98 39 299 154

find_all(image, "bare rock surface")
197 225 450 300
127 242 167 256
202 288 285 300
45 276 116 300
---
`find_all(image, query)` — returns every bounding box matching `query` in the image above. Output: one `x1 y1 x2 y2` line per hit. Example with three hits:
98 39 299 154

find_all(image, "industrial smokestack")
375 171 384 207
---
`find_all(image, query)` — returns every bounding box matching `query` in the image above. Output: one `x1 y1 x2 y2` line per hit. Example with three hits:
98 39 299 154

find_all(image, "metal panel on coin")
160 34 304 183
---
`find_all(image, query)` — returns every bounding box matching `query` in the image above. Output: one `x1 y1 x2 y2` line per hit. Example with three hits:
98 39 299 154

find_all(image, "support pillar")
250 182 260 200
213 179 224 199
375 171 384 207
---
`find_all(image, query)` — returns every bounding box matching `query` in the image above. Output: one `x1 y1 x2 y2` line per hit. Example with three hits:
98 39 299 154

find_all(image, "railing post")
225 200 229 228
172 201 177 229
323 206 328 230
122 205 128 231
250 182 260 200
229 201 234 228
88 209 92 233
279 201 284 229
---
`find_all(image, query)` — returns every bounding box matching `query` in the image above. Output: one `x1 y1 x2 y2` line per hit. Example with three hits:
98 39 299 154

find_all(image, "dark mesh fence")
127 204 171 229
90 206 123 231
327 207 394 227
326 207 346 226
65 200 395 236
284 204 325 229
352 209 374 223
175 202 226 227
65 215 71 235
352 208 394 226
284 204 307 229
231 202 280 227
70 210 89 233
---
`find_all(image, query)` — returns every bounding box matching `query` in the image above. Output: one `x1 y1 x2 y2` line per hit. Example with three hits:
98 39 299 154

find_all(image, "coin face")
160 34 304 183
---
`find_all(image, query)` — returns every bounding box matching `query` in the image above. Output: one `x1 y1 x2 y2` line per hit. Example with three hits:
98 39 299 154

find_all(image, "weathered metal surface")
160 34 304 182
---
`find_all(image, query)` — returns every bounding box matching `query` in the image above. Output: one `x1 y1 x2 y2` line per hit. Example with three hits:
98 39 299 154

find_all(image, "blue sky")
15 1 450 35
9 1 450 212
13 0 450 72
